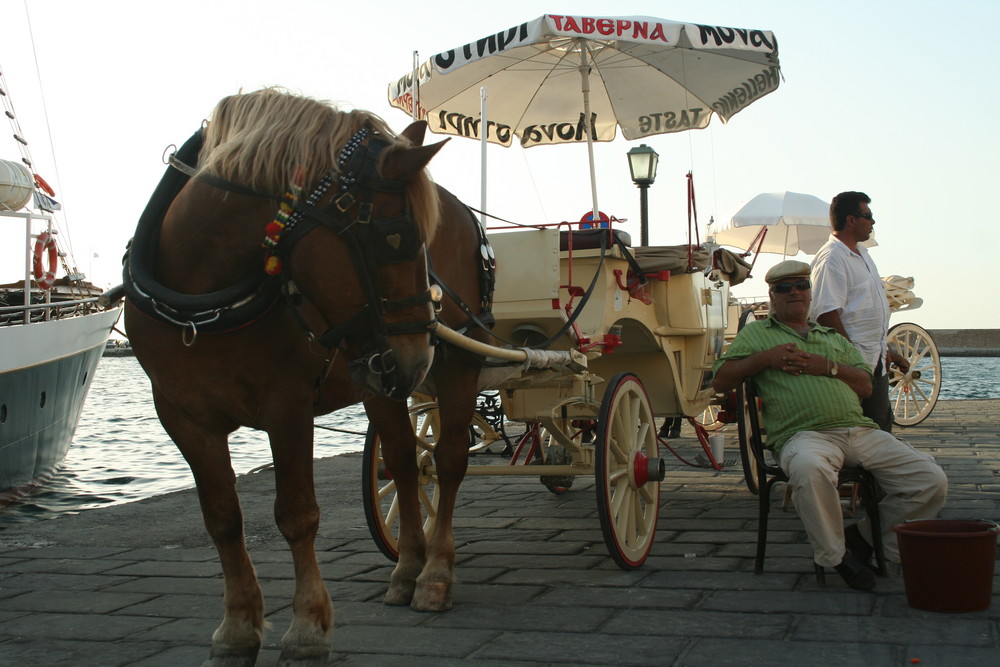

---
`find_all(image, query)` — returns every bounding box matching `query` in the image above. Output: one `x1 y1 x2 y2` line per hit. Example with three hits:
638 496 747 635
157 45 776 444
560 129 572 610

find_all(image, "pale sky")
4 0 997 329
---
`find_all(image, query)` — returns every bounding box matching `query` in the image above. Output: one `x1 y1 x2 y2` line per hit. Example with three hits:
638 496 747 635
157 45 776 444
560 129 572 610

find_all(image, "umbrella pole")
411 50 420 121
578 46 599 220
481 85 488 217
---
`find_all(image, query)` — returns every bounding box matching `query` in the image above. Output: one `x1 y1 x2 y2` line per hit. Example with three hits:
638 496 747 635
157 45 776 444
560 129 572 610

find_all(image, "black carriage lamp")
627 143 659 246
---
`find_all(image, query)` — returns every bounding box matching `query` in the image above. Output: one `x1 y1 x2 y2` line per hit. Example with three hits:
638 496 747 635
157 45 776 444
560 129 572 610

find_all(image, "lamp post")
627 144 659 246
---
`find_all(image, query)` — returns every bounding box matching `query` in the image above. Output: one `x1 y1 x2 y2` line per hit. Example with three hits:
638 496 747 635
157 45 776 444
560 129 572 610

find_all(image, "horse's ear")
385 137 449 180
401 120 428 147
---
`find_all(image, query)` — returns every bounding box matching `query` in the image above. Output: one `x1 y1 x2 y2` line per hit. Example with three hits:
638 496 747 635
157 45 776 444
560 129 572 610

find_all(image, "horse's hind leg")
268 421 334 664
365 397 427 606
154 396 264 666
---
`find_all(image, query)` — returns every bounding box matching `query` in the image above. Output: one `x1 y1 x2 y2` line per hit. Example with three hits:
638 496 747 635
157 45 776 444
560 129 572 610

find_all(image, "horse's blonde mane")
199 87 439 241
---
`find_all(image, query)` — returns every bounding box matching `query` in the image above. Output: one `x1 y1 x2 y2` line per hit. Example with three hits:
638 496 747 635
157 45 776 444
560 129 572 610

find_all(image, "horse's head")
199 90 447 399
290 123 446 399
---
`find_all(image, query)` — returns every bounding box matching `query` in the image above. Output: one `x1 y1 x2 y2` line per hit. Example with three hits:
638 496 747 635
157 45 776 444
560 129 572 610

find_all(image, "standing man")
810 191 905 432
712 260 947 591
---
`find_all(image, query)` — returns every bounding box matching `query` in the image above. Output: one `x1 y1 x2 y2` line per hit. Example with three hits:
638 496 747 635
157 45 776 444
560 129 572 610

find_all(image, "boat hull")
0 308 121 505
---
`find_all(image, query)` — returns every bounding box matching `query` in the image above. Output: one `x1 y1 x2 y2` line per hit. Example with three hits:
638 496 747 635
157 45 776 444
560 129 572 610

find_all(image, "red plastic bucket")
893 519 999 612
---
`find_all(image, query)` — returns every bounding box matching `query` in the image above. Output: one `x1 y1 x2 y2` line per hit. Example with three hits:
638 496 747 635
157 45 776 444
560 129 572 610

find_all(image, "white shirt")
809 234 890 374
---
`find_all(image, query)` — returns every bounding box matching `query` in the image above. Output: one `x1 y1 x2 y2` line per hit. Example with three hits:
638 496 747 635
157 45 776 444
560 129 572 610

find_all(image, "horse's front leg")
268 418 334 664
154 396 264 666
409 387 473 612
365 397 427 606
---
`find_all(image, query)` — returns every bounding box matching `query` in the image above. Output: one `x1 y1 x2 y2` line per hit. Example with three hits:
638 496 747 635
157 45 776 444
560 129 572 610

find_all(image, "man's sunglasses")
771 279 811 294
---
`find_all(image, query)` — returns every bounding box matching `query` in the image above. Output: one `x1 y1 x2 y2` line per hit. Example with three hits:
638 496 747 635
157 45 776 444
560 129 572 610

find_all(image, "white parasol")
388 14 781 219
712 191 877 256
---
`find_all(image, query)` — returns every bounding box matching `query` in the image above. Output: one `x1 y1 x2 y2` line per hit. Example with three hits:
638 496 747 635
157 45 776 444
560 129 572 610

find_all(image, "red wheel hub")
629 451 666 487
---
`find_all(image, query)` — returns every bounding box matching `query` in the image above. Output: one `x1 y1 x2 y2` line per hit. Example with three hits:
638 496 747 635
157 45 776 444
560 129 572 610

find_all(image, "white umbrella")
712 191 876 256
388 14 781 218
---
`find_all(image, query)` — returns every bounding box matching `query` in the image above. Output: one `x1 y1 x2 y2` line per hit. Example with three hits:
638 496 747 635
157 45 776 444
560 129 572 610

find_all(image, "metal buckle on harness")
356 202 373 224
334 191 355 212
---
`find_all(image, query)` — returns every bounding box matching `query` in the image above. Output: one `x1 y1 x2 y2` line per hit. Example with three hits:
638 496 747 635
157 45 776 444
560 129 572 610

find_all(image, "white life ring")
32 231 58 290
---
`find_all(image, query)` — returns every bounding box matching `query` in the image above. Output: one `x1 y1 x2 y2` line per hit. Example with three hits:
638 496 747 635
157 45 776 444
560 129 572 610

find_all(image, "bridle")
264 127 437 396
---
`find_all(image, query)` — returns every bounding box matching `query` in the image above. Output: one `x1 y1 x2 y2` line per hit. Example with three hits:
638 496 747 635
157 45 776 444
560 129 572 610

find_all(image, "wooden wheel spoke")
608 466 628 484
384 493 401 529
417 484 437 516
638 483 657 504
377 478 397 501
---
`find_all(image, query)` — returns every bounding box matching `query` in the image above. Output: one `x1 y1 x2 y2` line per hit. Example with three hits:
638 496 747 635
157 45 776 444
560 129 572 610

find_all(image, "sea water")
1 355 997 525
0 356 370 525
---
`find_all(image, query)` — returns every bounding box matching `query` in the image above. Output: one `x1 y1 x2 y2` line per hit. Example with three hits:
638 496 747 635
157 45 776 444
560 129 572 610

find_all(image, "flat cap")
765 260 811 284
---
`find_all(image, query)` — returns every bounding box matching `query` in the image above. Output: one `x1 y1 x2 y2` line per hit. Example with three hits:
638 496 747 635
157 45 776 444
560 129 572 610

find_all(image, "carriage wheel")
888 322 941 426
595 372 663 569
736 385 762 495
362 401 442 561
695 404 723 431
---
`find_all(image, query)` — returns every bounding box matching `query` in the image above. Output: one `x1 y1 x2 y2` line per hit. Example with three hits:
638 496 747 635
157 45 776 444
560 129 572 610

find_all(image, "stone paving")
0 399 997 666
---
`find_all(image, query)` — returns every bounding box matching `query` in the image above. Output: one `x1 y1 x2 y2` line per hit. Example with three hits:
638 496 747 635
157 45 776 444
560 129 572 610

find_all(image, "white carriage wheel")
362 401 442 561
887 322 941 426
595 372 662 569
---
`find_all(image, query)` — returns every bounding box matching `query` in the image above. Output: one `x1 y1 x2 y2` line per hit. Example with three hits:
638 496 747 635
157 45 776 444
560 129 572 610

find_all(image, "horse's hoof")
383 581 415 606
410 581 452 612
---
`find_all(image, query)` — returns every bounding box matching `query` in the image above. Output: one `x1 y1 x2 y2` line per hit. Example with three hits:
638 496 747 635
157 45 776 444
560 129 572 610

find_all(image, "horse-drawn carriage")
364 223 748 569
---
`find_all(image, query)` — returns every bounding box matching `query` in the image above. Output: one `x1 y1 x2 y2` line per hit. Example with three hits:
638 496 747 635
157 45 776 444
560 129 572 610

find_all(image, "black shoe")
834 551 877 591
844 524 874 568
668 426 682 439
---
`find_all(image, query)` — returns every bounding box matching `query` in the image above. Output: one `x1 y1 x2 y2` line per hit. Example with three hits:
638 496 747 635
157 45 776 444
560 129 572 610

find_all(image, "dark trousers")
862 370 893 433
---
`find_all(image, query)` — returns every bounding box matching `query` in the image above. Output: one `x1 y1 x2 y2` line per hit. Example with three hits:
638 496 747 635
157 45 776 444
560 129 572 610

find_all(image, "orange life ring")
32 231 58 290
33 173 56 197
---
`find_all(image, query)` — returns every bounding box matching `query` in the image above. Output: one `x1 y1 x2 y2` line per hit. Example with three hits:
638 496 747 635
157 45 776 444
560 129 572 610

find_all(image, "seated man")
712 260 947 590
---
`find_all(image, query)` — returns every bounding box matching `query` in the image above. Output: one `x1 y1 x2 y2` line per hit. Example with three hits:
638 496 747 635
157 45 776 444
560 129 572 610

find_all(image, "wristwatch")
829 362 839 377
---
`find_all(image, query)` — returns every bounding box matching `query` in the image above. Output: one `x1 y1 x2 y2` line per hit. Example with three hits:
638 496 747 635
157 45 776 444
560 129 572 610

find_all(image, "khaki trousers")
779 427 948 567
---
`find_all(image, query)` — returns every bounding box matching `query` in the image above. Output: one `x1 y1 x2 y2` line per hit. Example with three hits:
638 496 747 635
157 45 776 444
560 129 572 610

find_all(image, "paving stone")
473 630 687 665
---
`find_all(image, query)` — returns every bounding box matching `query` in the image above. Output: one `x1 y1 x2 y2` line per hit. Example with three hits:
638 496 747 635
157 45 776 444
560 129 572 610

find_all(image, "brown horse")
123 88 491 665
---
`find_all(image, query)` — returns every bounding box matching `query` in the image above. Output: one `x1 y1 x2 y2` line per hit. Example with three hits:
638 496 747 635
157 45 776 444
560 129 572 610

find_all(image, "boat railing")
0 296 105 325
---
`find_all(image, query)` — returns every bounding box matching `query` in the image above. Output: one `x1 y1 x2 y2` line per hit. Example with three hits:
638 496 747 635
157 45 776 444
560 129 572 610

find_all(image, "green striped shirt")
713 316 876 452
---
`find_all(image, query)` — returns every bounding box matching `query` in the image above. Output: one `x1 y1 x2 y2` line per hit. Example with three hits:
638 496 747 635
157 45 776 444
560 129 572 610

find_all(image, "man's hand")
889 350 910 374
765 344 836 377
766 343 810 375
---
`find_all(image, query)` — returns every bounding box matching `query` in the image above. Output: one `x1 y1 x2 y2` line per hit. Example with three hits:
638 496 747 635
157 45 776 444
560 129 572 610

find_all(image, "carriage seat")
558 228 631 251
631 245 750 286
632 245 710 274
